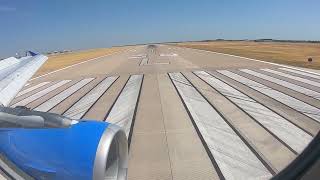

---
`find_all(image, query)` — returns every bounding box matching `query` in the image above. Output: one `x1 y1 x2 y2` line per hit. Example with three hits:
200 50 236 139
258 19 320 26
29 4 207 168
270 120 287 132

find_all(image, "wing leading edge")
0 52 48 106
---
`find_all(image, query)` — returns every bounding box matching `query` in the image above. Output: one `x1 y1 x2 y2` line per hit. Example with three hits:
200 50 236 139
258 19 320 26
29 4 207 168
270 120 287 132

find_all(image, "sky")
0 0 319 57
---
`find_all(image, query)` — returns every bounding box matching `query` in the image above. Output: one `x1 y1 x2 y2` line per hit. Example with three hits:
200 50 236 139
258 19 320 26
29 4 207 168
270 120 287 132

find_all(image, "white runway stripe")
64 76 118 119
139 58 148 66
280 68 320 80
106 75 143 136
241 69 320 100
169 72 272 180
196 71 312 153
16 81 50 97
34 78 94 112
262 69 320 88
0 157 25 180
218 70 320 122
12 80 71 107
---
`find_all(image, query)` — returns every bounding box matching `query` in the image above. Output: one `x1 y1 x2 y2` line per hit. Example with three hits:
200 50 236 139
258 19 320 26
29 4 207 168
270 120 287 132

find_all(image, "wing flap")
0 54 48 106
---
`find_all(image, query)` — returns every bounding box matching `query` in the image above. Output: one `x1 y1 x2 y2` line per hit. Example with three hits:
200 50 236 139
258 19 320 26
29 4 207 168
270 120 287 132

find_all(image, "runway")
5 45 320 179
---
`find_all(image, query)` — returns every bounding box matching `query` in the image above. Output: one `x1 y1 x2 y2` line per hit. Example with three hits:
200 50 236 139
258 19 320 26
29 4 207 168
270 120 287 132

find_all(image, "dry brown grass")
175 41 320 69
35 47 126 76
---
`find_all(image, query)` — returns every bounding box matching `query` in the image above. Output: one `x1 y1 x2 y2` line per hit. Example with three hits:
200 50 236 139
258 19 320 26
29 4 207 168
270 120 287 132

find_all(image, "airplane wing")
0 52 48 106
0 52 128 180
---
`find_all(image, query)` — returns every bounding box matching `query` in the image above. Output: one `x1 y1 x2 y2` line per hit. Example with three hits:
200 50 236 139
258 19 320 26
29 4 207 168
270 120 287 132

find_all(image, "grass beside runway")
35 47 127 76
175 41 320 70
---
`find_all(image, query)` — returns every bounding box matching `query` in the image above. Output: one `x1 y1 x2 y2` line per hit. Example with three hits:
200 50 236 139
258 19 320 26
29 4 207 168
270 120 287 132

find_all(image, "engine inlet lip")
93 124 128 180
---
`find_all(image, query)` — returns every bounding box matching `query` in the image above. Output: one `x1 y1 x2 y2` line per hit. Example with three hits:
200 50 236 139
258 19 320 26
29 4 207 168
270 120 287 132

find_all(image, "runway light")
308 57 313 62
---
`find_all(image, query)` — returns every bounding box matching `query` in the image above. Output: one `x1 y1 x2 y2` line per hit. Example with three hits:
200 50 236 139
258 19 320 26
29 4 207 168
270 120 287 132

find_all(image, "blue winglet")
27 51 38 56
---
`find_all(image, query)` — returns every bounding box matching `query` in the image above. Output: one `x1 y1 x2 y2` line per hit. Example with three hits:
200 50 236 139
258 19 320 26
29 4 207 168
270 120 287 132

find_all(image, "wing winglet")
27 51 38 57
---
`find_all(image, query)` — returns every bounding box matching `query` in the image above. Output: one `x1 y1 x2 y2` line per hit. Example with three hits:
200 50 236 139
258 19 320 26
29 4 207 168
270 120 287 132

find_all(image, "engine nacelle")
0 118 128 180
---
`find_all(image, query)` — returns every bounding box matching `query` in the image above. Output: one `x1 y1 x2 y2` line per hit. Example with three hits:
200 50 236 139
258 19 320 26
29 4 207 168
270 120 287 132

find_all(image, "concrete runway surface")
2 44 320 180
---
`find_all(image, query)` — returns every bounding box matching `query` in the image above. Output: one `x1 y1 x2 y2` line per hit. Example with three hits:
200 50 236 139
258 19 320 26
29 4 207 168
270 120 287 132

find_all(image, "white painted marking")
0 172 5 180
219 70 320 122
241 69 320 100
106 75 143 136
16 81 51 97
139 58 148 66
0 157 24 180
64 76 118 119
262 69 320 88
159 53 178 57
34 78 94 112
12 80 71 107
169 72 272 180
280 68 320 80
129 54 146 59
0 55 48 106
196 71 312 153
153 62 170 65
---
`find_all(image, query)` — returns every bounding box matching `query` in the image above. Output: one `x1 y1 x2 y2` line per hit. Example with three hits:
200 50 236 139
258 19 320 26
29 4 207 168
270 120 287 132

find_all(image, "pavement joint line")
279 68 320 80
262 68 320 88
30 48 133 81
61 76 117 119
167 72 226 180
103 75 143 148
16 81 51 97
207 71 315 137
31 79 84 111
231 70 320 118
179 72 276 176
260 68 320 93
237 70 320 109
103 76 131 121
241 69 320 102
79 76 119 119
39 78 95 112
124 74 143 149
60 76 108 116
218 70 320 126
10 81 60 106
157 74 174 180
196 71 302 155
0 165 14 180
0 155 30 180
172 45 320 76
12 80 72 108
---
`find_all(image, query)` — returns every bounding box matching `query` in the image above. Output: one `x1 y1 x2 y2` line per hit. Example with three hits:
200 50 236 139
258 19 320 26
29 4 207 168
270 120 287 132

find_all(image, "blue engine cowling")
0 114 128 180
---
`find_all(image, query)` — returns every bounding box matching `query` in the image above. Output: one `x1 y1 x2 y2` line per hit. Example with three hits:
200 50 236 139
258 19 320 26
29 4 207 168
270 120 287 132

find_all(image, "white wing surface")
0 52 48 106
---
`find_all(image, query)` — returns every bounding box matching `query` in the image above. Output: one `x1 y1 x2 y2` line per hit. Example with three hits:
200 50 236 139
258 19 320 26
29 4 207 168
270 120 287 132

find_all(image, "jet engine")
0 106 128 180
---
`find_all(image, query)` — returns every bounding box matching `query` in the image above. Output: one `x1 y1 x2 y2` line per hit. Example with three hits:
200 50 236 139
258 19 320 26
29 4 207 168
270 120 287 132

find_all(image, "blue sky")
0 0 319 57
